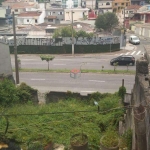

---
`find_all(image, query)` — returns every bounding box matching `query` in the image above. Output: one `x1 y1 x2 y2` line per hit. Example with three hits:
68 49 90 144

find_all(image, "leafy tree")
53 26 76 38
53 26 94 38
40 55 55 70
95 12 119 32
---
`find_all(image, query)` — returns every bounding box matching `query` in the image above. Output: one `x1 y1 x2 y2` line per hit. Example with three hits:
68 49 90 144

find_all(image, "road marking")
131 51 136 55
31 79 45 81
22 59 37 61
89 80 105 83
119 53 123 56
136 51 141 55
125 52 130 55
53 64 66 65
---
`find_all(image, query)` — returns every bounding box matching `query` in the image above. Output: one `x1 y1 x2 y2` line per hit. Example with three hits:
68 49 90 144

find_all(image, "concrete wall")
121 48 150 150
0 42 14 81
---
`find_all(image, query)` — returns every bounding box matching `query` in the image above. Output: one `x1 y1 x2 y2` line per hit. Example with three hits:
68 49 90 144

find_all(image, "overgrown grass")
13 68 135 74
0 93 124 150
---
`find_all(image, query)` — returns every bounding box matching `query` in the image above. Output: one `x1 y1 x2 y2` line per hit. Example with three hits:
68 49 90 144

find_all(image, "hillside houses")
0 0 149 38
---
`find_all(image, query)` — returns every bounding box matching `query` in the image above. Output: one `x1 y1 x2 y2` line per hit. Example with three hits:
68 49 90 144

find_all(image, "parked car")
110 55 135 66
129 35 140 45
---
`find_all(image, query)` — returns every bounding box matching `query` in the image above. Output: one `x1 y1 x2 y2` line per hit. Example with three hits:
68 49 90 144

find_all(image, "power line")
0 105 136 117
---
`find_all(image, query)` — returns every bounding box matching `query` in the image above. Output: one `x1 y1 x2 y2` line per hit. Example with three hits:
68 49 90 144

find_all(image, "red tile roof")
18 11 42 17
11 3 35 9
126 5 141 10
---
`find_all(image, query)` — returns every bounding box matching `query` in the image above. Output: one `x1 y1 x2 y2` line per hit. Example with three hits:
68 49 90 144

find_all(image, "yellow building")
112 0 131 12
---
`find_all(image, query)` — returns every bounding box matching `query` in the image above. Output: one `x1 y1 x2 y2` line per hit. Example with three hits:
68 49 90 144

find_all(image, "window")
49 12 52 15
48 19 53 22
106 2 110 5
27 19 29 22
35 19 37 23
115 3 117 6
58 12 63 15
15 9 18 12
122 3 124 5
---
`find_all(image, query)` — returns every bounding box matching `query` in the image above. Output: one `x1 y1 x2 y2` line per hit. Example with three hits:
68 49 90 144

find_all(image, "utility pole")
71 11 74 56
13 11 19 84
123 7 125 30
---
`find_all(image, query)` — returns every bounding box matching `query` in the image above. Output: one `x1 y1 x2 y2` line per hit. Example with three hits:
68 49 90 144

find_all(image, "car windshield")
133 37 139 40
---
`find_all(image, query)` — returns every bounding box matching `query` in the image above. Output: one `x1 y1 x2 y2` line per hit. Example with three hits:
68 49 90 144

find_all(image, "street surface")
11 35 149 93
17 72 135 94
10 34 148 71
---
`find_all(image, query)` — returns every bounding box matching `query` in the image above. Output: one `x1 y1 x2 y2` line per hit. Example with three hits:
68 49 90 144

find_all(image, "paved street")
17 72 135 94
11 35 149 93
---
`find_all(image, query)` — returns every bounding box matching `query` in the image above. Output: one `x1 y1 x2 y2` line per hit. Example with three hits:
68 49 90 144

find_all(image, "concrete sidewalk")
120 43 136 51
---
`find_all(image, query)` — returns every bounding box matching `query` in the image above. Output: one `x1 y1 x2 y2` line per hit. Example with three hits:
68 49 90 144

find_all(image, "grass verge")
13 68 135 74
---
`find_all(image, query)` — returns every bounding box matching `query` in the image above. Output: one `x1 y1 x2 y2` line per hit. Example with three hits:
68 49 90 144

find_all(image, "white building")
97 0 113 13
64 8 89 21
11 2 38 15
81 0 96 9
17 11 45 25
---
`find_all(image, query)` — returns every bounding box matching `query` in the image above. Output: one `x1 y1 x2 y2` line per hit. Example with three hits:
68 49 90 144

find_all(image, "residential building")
131 23 150 37
125 4 141 18
45 4 64 24
10 3 38 15
81 0 96 9
131 0 144 5
97 0 113 13
2 0 36 7
64 8 89 21
17 11 45 25
0 6 12 26
62 0 81 8
131 5 150 23
112 0 131 12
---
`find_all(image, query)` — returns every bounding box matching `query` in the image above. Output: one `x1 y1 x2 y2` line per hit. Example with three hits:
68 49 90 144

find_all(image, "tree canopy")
95 12 119 32
53 26 94 38
40 55 55 70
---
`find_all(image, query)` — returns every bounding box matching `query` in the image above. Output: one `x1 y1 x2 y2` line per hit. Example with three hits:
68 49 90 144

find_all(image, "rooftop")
126 4 141 10
11 3 35 9
18 11 42 17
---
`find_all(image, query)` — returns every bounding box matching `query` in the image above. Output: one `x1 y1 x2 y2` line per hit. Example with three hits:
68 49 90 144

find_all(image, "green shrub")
17 82 37 104
101 127 119 148
121 129 132 150
0 79 19 106
118 86 126 101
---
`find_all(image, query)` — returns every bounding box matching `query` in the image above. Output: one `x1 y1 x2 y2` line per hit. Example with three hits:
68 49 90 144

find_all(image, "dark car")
110 55 135 66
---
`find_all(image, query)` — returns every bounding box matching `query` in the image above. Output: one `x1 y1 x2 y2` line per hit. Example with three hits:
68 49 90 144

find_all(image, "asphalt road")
11 53 137 71
17 72 135 94
10 36 149 71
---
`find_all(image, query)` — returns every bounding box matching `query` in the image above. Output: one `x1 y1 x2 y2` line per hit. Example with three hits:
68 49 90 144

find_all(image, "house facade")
0 6 12 26
131 5 150 23
64 8 89 21
45 5 64 24
125 4 141 18
112 0 131 12
97 0 113 13
17 11 45 25
81 0 96 9
10 3 38 15
131 23 150 38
